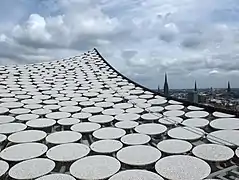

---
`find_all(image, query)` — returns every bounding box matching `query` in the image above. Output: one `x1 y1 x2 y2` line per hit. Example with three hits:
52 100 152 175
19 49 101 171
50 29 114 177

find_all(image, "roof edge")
93 48 238 116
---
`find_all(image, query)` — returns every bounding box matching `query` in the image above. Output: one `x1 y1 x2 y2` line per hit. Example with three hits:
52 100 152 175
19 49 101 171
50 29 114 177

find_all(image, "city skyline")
154 73 236 90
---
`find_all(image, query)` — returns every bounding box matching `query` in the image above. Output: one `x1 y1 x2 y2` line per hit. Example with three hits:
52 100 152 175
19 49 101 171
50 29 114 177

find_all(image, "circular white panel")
82 107 103 114
155 155 211 180
182 118 209 128
26 119 56 129
187 105 204 111
89 115 114 124
117 145 161 166
115 121 139 130
236 148 239 158
168 100 183 105
0 107 9 114
135 123 167 135
9 158 55 179
109 170 163 180
158 116 183 125
16 114 39 122
115 113 140 121
22 99 42 104
71 122 101 133
0 134 7 143
141 113 161 121
57 118 80 126
90 140 123 154
46 131 82 144
185 111 209 118
95 101 113 108
70 155 121 180
0 160 9 177
72 112 92 120
129 89 144 95
207 130 239 147
9 108 31 115
0 123 27 134
126 107 144 114
0 115 15 124
59 106 81 113
46 143 90 162
24 104 43 110
210 118 239 130
148 98 167 105
146 106 164 113
42 99 59 105
113 103 133 110
163 110 185 117
79 101 95 107
31 108 52 115
58 101 78 106
46 112 71 120
36 174 76 180
157 139 192 154
165 104 184 110
213 111 235 118
121 133 151 145
0 143 48 162
168 127 204 141
8 130 47 143
93 127 126 140
43 105 61 110
192 144 234 162
0 102 24 109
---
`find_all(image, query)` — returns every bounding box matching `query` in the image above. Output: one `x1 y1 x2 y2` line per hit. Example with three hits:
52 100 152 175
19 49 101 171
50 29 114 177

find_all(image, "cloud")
209 69 219 75
159 23 179 42
0 0 239 88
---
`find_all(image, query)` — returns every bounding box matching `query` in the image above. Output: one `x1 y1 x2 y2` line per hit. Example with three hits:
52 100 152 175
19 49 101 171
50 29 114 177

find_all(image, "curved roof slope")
0 49 238 180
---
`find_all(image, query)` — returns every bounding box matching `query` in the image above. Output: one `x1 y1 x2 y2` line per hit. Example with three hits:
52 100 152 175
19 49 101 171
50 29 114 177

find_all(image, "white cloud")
13 14 52 45
209 69 219 75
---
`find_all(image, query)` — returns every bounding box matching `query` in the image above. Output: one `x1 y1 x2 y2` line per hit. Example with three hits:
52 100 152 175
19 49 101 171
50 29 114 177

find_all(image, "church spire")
227 81 231 93
163 73 169 96
194 80 197 92
157 84 160 93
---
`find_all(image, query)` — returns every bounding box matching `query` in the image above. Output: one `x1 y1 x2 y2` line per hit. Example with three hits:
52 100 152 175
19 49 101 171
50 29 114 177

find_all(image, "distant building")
187 91 198 103
163 73 169 96
227 81 231 93
198 94 207 103
187 81 198 103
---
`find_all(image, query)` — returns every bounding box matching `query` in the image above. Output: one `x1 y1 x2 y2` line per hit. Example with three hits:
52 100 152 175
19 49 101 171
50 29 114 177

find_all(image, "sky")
1 0 239 89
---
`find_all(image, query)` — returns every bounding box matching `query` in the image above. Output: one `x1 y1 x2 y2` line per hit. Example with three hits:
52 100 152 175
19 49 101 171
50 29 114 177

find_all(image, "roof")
0 49 238 179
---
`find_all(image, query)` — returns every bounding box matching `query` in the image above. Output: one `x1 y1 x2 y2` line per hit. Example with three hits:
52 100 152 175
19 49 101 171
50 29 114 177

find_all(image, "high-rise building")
163 73 169 96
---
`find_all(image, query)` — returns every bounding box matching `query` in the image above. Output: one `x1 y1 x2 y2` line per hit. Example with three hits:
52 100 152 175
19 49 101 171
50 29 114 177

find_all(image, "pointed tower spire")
194 80 197 92
227 81 231 93
163 73 169 96
157 85 160 93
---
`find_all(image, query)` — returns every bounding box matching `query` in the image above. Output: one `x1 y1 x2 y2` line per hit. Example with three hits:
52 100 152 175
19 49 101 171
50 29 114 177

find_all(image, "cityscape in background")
154 74 239 112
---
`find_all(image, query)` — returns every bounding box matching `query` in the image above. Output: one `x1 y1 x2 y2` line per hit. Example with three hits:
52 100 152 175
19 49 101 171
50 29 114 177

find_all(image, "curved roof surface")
0 49 238 179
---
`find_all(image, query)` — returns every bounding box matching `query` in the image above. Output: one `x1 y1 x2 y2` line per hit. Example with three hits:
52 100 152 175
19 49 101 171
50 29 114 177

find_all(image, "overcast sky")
0 0 239 89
